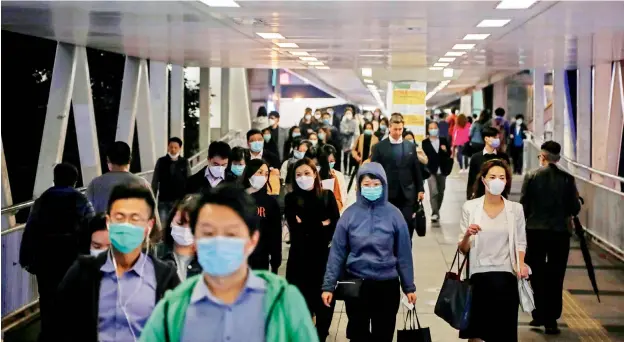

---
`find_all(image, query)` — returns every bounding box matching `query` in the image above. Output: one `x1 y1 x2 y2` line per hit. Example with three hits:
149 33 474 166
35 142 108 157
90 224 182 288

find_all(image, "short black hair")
482 126 500 138
53 163 78 187
541 140 561 156
107 184 156 219
246 129 263 141
208 141 231 160
189 184 259 235
515 114 524 120
168 137 183 147
269 111 280 119
89 213 107 233
257 106 268 117
494 107 506 117
107 141 131 166
229 146 247 163
451 107 458 114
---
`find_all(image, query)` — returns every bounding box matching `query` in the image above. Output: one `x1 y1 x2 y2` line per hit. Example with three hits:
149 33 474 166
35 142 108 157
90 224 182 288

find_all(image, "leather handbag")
434 249 472 330
413 200 427 237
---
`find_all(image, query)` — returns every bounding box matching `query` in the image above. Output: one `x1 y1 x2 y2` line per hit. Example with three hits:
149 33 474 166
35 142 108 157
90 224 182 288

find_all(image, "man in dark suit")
371 114 425 238
268 111 289 163
466 126 511 199
509 114 528 175
186 141 231 194
246 128 281 169
421 121 453 222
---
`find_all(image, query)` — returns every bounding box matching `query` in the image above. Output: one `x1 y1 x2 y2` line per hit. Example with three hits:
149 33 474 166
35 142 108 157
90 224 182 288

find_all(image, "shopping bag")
413 200 427 237
397 308 432 342
434 249 472 330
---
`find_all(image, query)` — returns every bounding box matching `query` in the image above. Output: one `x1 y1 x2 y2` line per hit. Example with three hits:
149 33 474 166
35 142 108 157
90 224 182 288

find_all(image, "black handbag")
333 278 363 300
413 200 426 237
397 308 432 342
434 249 472 330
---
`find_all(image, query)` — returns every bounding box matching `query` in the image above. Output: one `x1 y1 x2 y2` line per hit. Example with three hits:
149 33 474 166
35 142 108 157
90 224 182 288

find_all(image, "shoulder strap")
163 299 170 342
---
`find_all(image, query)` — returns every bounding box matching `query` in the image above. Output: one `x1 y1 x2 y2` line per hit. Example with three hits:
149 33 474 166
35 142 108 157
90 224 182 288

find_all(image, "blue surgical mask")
361 185 383 201
197 237 247 277
329 162 335 169
490 138 501 148
294 150 305 160
250 141 264 153
109 222 146 254
364 129 373 135
263 134 271 142
292 132 301 138
323 119 331 125
231 164 245 176
318 132 326 141
429 129 439 137
380 124 387 131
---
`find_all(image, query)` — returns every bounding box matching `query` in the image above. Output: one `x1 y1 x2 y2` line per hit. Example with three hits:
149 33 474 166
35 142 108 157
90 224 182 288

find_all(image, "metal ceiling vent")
230 17 269 27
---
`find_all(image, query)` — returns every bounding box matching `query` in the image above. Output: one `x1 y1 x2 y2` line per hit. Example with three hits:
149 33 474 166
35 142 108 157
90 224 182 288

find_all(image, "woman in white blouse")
458 158 529 342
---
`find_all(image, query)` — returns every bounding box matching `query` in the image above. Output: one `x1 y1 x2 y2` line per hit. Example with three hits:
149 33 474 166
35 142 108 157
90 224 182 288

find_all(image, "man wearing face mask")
86 141 153 214
508 114 528 175
268 111 289 163
340 107 359 174
52 184 180 341
186 141 231 194
139 184 318 342
466 126 511 199
246 129 281 169
151 137 192 224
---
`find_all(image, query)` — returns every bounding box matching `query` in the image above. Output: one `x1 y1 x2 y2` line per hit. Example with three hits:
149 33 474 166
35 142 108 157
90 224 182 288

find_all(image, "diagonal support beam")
116 57 141 145
170 65 185 149
150 61 169 155
136 59 157 170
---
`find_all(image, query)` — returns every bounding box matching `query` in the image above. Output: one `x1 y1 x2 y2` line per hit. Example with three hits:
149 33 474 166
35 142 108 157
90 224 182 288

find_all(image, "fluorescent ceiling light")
434 62 449 67
496 0 538 9
361 68 373 77
452 44 476 50
308 61 324 66
477 19 511 27
438 57 456 62
199 0 240 7
463 34 491 40
445 51 466 57
290 51 309 56
299 57 318 61
429 67 443 71
316 66 330 70
256 32 284 40
275 42 299 48
364 79 374 84
443 68 454 78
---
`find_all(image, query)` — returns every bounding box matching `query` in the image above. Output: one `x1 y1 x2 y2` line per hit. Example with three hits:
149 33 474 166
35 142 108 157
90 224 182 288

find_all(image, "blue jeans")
456 146 469 169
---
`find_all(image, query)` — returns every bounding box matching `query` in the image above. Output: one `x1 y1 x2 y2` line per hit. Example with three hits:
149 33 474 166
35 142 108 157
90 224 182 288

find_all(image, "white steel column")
532 68 545 143
227 68 252 133
552 69 566 149
116 57 141 145
150 61 169 155
220 68 231 137
71 47 102 185
199 68 211 149
576 36 593 178
1 143 15 230
170 65 185 144
33 43 77 198
136 60 157 170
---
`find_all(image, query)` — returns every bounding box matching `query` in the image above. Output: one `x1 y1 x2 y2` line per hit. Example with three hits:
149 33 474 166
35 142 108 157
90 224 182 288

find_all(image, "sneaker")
431 214 439 222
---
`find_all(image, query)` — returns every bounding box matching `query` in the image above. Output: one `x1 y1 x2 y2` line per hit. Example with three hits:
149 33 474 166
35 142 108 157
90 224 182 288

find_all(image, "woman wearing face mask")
281 139 312 192
300 107 319 138
285 158 340 341
225 146 248 183
375 117 389 140
283 126 302 161
340 108 359 174
308 132 320 148
322 162 416 342
349 122 379 191
161 195 202 282
86 213 111 257
243 159 282 273
458 159 529 342
262 127 280 160
317 145 346 212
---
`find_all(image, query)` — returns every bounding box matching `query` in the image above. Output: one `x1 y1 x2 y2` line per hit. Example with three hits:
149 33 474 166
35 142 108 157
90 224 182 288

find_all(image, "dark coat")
421 137 453 176
371 139 425 203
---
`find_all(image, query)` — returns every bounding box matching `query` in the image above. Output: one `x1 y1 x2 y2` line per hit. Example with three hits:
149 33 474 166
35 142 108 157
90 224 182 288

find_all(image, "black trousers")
37 270 66 342
345 277 400 342
389 195 415 239
298 282 335 341
509 145 524 174
525 230 570 325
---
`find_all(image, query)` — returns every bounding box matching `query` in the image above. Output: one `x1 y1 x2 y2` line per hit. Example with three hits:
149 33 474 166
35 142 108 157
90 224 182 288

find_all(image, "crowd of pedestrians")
19 102 581 342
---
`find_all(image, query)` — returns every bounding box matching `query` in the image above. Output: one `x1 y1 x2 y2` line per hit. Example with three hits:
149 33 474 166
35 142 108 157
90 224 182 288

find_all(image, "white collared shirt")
483 148 497 155
250 150 263 160
389 136 403 144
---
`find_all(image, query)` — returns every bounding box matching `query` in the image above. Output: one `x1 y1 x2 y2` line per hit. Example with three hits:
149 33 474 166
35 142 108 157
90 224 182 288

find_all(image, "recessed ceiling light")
299 57 318 61
438 57 456 62
256 32 285 40
445 51 466 57
429 67 443 71
316 66 330 70
308 61 324 66
443 68 454 78
496 0 538 9
434 62 449 67
361 68 373 77
290 51 309 56
275 42 299 48
463 34 491 40
452 44 476 50
364 79 374 84
199 0 240 7
477 19 511 28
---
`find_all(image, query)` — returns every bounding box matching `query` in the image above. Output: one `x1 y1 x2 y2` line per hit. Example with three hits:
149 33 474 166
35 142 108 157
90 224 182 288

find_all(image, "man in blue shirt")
53 184 179 341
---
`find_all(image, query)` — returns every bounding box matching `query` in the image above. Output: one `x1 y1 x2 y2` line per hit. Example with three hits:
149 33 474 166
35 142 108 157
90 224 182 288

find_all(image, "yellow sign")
414 134 426 144
404 114 425 126
392 89 426 105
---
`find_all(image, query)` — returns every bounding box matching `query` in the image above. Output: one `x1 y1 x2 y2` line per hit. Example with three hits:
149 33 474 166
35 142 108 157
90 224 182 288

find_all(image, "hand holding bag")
413 200 427 237
514 220 535 313
434 249 472 330
397 308 432 342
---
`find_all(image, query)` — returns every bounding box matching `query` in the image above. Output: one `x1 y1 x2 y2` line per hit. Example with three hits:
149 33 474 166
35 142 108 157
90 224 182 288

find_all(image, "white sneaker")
431 214 439 222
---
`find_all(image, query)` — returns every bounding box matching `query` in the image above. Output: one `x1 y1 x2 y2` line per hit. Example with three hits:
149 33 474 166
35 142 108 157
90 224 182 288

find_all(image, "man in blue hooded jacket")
321 162 416 342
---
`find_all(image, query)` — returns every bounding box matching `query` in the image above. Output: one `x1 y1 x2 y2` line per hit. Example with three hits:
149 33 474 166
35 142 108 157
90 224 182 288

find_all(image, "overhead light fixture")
275 42 299 48
477 19 511 27
434 62 449 67
361 68 373 77
299 56 318 61
496 0 538 9
452 44 476 50
316 66 330 70
443 68 454 78
445 51 466 57
308 61 324 66
438 57 456 62
256 32 285 39
463 34 491 40
199 0 240 7
290 51 309 56
364 79 374 84
429 67 443 71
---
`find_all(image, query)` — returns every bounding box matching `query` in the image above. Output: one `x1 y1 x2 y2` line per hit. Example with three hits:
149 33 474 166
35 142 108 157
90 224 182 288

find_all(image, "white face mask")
249 175 268 189
168 153 180 160
90 248 107 257
296 175 315 190
305 114 312 120
345 112 353 120
171 225 194 246
209 165 226 178
269 119 277 126
485 178 506 196
310 140 318 146
516 119 523 125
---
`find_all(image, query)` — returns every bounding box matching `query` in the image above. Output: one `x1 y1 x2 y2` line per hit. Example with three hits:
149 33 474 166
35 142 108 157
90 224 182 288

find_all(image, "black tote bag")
397 308 432 342
434 249 472 330
413 200 427 237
